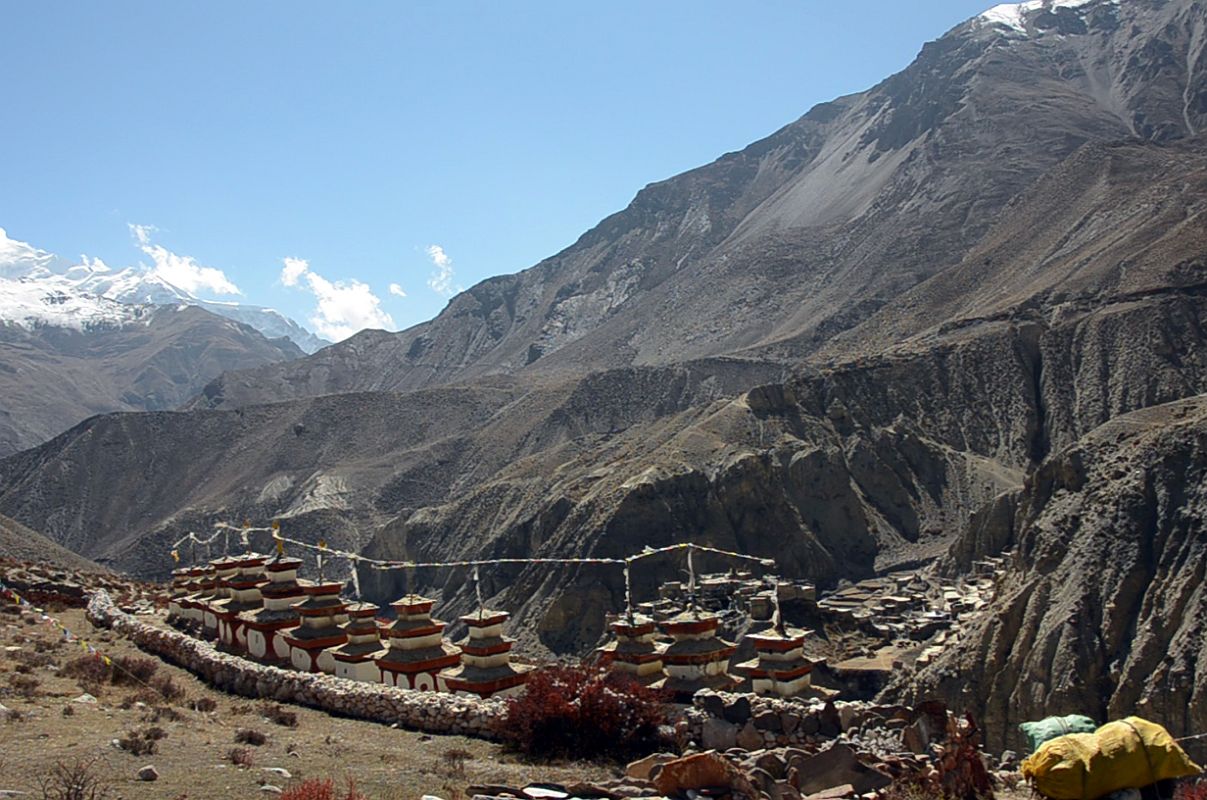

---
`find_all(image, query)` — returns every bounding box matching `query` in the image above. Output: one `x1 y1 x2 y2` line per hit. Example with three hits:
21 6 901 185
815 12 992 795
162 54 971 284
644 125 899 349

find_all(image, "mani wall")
86 590 506 739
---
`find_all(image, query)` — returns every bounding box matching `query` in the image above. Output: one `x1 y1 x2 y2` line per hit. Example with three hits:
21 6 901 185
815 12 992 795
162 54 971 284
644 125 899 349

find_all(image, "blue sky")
1 1 997 341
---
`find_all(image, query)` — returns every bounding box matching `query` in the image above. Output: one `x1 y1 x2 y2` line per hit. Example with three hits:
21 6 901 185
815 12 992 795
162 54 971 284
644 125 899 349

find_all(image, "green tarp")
1021 715 1099 753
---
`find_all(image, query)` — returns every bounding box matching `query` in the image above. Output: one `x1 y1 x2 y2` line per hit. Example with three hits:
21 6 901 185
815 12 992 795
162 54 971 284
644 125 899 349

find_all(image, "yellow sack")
1023 717 1201 800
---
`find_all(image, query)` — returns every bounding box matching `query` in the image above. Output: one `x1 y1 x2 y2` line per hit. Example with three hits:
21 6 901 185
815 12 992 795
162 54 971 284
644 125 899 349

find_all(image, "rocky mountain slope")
196 0 1206 409
0 511 105 572
0 0 1205 738
897 395 1207 753
0 305 302 456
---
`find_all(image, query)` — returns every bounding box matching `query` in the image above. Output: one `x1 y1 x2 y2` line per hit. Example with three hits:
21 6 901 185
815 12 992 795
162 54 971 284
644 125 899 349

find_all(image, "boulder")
737 722 764 751
902 719 929 755
625 753 676 782
653 751 758 797
701 718 738 751
838 705 862 731
793 744 892 796
803 784 856 800
136 765 158 782
748 766 778 796
755 711 784 732
752 751 787 780
523 786 569 799
724 695 752 725
564 783 621 799
699 693 726 718
773 782 804 800
818 703 842 737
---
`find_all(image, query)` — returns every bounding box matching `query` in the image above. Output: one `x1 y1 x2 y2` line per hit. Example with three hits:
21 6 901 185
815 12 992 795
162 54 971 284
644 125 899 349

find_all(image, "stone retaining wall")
86 590 505 739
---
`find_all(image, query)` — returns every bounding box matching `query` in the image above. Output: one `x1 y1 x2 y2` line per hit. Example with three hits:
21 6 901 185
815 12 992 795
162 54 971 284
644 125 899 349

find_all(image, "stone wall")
86 590 505 739
684 690 928 756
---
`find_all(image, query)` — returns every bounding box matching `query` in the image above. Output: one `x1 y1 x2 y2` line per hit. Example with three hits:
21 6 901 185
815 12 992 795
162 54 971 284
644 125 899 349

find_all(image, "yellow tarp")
1022 716 1201 800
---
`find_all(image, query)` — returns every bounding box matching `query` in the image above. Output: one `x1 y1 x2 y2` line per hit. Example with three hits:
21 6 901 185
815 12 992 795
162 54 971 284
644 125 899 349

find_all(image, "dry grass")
0 606 618 799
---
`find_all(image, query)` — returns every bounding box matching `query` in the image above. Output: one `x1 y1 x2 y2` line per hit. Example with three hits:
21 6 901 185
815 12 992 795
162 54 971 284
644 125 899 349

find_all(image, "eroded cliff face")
357 289 1207 654
360 376 1019 656
896 397 1207 756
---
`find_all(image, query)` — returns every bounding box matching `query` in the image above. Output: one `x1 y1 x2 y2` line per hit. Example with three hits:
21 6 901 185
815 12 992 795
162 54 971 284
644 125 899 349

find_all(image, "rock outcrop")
896 396 1207 759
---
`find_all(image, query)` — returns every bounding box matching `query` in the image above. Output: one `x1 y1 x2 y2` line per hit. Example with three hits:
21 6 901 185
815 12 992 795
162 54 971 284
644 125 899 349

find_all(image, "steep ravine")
894 396 1207 758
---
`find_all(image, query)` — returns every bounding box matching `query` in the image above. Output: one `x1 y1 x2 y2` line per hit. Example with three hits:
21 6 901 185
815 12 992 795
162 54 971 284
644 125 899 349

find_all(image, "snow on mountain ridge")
0 274 157 331
978 0 1118 34
0 229 329 352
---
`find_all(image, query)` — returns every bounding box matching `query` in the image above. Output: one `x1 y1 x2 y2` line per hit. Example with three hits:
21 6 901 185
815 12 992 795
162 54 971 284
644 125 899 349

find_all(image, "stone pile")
659 693 996 800
86 589 506 739
459 734 979 800
456 694 1000 800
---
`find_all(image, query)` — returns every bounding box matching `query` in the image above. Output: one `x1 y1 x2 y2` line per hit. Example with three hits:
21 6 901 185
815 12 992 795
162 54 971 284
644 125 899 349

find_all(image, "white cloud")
388 282 407 298
0 227 61 278
279 257 394 341
128 223 240 296
129 223 155 246
281 256 309 287
426 244 461 297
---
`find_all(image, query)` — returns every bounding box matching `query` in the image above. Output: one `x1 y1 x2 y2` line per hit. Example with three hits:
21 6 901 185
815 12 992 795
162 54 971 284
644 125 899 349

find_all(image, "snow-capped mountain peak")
0 229 329 352
0 273 155 331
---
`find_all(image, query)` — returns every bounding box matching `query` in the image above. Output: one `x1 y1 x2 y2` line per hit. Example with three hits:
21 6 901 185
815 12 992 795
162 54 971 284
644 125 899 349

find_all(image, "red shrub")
497 664 668 760
1175 778 1207 800
279 778 365 800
